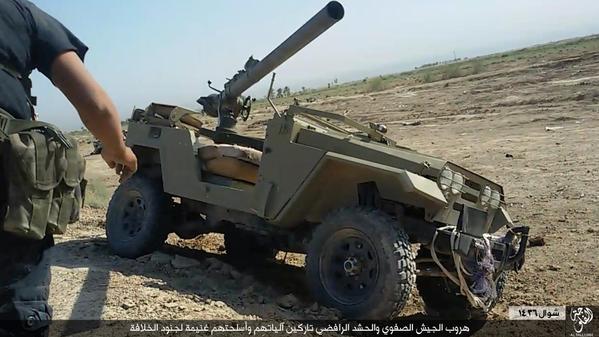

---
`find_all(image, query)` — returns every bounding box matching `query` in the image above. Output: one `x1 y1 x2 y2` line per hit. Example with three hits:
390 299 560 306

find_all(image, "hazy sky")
27 0 599 131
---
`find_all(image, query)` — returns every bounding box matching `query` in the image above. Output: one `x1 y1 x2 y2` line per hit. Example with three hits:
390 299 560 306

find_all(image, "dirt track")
47 38 599 334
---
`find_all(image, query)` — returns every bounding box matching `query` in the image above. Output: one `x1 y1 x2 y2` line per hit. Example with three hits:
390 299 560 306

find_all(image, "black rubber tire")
415 247 508 319
105 173 171 258
224 229 277 262
305 207 416 319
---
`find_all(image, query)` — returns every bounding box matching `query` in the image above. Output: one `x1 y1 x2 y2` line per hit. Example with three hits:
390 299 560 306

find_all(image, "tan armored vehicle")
105 1 529 320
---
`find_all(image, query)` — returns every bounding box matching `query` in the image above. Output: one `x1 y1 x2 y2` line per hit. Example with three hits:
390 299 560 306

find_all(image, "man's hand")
101 146 137 183
50 51 138 182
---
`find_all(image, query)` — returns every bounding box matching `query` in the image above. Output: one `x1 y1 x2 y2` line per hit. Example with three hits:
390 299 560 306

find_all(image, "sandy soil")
45 40 599 335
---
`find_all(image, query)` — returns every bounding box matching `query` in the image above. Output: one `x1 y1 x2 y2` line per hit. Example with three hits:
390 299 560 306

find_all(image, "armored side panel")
253 112 449 228
270 152 449 228
253 113 327 221
125 121 270 215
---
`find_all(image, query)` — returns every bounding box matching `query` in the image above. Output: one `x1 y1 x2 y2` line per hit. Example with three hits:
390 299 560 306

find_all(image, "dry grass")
84 178 111 209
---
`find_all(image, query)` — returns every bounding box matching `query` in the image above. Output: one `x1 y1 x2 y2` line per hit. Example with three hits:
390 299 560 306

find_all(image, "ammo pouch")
0 109 86 240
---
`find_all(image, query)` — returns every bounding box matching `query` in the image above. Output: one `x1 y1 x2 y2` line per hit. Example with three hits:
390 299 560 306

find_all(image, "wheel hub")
343 257 362 276
320 229 380 305
120 192 146 237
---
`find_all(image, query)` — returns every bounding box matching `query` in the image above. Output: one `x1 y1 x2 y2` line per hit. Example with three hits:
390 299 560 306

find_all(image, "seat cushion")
197 144 262 184
197 144 262 165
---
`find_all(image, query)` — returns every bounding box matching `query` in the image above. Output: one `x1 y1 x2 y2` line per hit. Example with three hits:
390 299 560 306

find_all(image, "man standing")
0 0 137 336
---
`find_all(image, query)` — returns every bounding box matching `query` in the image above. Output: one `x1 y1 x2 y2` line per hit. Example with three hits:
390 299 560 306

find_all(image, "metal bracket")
266 73 281 116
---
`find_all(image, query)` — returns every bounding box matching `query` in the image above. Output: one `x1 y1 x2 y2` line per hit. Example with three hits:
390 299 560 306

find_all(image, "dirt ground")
46 37 599 335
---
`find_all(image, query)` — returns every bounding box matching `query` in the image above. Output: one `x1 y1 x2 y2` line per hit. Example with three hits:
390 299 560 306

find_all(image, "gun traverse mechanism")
197 1 345 133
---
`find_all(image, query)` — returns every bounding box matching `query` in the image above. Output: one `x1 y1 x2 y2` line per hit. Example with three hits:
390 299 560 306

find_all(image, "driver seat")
197 143 262 184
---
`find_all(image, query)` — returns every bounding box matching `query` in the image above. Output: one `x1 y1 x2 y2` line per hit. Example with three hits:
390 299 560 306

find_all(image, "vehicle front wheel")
105 173 171 258
305 207 416 319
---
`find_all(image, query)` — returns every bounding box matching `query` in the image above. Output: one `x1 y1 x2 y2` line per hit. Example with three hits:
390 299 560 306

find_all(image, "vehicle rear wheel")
106 173 171 258
305 207 416 319
224 228 277 262
415 247 508 319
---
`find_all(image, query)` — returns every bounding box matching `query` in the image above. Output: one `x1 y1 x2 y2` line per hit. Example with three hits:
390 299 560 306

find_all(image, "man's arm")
49 50 137 182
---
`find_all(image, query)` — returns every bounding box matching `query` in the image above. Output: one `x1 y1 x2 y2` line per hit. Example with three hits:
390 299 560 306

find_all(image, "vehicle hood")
295 126 504 194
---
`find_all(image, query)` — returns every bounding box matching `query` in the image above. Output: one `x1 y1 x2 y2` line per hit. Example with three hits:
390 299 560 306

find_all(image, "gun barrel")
225 1 344 97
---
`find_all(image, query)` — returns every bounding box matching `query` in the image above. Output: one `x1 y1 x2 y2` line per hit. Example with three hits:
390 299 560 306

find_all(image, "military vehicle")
90 130 126 155
91 139 102 155
105 1 529 320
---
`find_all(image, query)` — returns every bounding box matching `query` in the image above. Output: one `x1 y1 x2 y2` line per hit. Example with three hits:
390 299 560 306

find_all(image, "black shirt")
0 0 88 120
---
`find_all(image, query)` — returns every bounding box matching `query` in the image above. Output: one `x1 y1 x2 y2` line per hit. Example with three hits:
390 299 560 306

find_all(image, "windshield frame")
286 105 395 145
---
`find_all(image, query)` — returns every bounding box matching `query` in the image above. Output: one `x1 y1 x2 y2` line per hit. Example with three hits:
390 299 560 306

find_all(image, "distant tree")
301 86 306 93
283 86 291 97
334 78 338 84
276 88 283 98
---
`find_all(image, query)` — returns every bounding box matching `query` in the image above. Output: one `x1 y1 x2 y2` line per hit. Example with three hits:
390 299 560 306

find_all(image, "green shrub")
422 71 434 83
441 64 462 80
366 77 386 92
470 60 484 74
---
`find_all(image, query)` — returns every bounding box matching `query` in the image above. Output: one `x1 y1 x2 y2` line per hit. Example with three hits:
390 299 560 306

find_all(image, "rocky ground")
46 36 599 336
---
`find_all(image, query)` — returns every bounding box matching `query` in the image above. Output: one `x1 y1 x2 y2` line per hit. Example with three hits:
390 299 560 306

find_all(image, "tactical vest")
0 78 86 240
